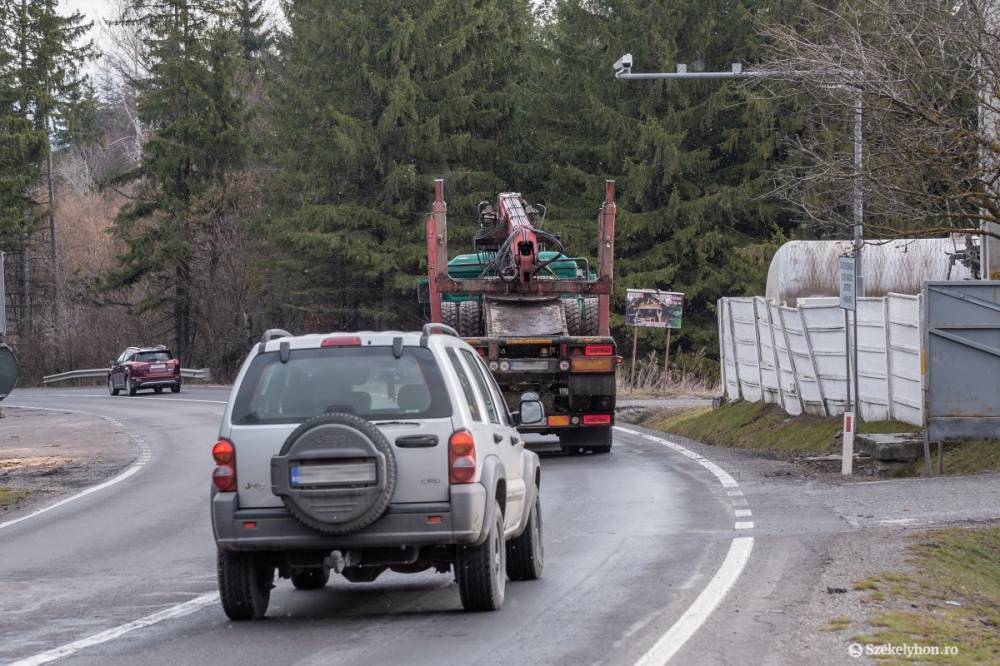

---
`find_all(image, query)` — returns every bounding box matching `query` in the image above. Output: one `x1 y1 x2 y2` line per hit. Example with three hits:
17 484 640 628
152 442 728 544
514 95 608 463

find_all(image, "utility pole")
613 54 865 418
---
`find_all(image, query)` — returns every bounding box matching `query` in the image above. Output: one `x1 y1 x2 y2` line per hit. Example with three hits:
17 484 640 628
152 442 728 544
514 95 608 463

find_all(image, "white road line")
633 537 754 666
16 393 227 405
734 509 752 518
734 521 755 530
616 427 739 488
9 593 219 666
0 406 152 531
732 498 749 506
615 427 755 666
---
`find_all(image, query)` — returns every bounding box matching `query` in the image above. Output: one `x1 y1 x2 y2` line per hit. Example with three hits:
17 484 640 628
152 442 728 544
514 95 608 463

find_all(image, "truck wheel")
456 500 506 611
581 297 600 335
217 550 274 620
441 301 458 330
291 568 330 590
458 300 482 336
562 298 581 336
506 495 543 581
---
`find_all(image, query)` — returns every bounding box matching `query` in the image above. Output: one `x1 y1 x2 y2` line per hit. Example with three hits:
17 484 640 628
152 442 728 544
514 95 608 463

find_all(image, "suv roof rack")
259 328 292 353
420 323 460 347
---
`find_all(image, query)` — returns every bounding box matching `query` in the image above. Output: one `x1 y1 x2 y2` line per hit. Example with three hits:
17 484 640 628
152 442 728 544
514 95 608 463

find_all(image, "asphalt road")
1 387 751 666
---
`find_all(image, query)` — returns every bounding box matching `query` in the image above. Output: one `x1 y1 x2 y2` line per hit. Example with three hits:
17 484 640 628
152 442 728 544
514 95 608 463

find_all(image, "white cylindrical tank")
765 239 973 305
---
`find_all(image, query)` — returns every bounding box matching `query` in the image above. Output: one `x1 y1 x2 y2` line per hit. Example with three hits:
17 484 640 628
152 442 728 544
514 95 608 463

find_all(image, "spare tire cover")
270 413 397 535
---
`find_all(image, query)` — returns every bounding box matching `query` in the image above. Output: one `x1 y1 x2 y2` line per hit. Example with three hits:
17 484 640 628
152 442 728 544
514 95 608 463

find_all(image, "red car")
108 346 181 396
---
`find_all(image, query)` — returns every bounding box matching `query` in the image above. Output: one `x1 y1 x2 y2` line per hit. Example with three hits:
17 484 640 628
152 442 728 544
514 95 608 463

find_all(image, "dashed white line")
8 593 219 666
734 521 755 530
734 509 752 518
616 427 754 666
0 406 152 531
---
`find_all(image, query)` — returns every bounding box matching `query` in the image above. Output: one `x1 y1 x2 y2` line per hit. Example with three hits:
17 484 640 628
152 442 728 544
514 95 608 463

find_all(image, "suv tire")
456 499 506 611
171 382 181 393
127 376 138 396
506 495 543 581
291 568 330 590
274 413 397 535
108 376 119 396
217 550 274 620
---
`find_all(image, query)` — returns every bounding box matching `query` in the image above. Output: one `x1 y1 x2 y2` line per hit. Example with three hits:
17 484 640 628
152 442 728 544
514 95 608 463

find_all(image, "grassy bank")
844 526 1000 664
640 401 918 455
0 487 31 510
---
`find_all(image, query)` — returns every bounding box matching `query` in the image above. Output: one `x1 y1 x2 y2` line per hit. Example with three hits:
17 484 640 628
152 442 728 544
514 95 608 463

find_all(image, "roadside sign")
0 251 5 335
838 256 856 311
625 289 683 328
0 344 16 401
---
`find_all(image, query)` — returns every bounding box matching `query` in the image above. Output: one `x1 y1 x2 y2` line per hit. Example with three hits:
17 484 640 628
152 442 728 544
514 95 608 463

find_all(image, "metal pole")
663 327 672 391
629 325 638 387
844 309 852 415
852 93 864 426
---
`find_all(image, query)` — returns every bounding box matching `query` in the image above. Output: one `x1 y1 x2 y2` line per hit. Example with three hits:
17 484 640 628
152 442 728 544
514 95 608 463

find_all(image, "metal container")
765 239 973 305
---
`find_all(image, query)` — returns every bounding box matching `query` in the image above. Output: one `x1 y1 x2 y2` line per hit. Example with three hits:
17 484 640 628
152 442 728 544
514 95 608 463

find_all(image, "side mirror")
518 398 545 426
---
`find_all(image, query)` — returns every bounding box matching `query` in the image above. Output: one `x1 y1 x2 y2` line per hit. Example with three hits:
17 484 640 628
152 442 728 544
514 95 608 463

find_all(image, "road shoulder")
0 406 138 521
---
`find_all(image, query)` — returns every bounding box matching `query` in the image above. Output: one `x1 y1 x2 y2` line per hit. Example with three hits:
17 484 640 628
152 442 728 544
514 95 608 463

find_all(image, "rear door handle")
493 433 504 443
395 435 439 448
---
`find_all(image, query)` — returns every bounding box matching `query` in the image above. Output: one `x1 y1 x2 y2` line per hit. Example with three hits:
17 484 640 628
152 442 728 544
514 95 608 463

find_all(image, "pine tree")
265 0 532 331
524 0 803 370
107 0 248 362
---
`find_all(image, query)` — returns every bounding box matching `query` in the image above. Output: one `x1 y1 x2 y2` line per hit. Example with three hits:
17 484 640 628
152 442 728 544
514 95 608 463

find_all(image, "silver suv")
211 325 544 619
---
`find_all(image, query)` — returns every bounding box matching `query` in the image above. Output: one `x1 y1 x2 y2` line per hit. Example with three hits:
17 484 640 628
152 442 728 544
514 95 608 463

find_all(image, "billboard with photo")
625 289 683 329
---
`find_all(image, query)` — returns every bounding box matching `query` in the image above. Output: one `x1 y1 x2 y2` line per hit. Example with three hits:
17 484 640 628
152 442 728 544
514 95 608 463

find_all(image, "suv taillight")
212 439 237 491
448 430 476 484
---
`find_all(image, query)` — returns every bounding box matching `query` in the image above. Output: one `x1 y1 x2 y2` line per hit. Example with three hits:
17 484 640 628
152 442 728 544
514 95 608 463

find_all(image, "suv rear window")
231 346 452 425
136 351 171 362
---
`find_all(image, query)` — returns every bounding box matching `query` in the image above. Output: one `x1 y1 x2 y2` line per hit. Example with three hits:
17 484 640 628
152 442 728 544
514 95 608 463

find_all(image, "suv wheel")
291 568 330 590
217 550 274 620
171 382 181 393
108 376 120 396
456 499 506 611
127 376 138 396
506 495 543 581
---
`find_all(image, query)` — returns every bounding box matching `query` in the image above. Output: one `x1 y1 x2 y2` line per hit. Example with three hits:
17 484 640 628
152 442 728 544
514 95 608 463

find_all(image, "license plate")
151 364 166 371
291 461 376 487
510 360 550 371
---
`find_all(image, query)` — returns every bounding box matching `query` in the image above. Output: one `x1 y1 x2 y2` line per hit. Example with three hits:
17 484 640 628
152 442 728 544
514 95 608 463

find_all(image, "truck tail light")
583 413 612 425
584 344 613 356
212 439 237 491
448 430 477 484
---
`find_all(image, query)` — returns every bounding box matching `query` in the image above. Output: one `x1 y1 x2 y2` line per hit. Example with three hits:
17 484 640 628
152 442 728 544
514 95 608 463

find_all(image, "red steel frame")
426 179 616 336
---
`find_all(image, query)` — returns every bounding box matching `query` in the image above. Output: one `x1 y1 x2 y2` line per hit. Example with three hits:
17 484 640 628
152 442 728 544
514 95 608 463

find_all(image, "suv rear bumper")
212 484 488 551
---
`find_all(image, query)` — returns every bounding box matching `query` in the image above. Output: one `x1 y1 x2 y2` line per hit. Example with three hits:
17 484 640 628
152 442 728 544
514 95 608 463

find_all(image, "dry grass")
618 349 720 398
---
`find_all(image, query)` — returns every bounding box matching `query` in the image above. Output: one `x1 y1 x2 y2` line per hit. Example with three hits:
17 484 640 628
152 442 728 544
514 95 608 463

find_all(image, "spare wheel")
270 413 397 535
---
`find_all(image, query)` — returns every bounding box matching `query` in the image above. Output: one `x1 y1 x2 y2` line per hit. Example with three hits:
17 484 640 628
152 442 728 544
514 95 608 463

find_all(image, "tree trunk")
18 231 31 364
174 259 192 365
46 127 61 330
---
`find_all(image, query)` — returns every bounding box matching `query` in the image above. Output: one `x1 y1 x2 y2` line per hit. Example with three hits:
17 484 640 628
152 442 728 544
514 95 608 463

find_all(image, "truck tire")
506 495 543 581
562 298 581 336
456 499 506 611
272 413 397 535
581 297 600 335
217 549 274 620
291 568 330 590
441 301 458 330
458 300 482 336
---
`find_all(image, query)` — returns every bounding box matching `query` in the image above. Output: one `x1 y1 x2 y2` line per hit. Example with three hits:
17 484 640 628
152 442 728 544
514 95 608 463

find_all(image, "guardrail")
43 367 212 384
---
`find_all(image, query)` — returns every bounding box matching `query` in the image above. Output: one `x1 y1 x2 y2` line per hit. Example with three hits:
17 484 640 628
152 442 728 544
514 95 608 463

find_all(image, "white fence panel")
718 293 923 426
887 294 922 425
